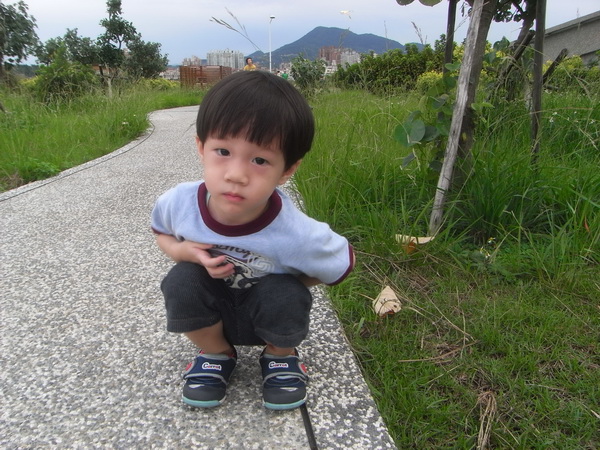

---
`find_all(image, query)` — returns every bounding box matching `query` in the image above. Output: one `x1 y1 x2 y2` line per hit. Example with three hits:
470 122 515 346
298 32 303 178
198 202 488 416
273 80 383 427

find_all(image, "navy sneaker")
182 349 237 408
260 350 309 410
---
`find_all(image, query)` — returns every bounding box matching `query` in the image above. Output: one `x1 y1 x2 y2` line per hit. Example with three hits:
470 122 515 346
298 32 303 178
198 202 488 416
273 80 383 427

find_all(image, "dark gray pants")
161 262 313 348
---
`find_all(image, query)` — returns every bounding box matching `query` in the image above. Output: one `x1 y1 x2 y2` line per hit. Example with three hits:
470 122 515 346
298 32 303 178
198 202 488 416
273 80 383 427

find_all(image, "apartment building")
206 49 245 70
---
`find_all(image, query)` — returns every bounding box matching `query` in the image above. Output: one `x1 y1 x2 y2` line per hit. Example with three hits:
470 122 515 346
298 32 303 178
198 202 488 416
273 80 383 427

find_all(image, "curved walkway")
0 106 396 449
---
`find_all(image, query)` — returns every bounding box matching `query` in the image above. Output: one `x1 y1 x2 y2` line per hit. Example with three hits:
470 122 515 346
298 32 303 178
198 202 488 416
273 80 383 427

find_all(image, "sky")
19 0 600 65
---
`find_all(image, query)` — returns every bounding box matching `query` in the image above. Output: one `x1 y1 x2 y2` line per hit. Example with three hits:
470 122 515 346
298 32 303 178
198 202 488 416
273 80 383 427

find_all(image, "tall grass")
0 85 203 191
296 88 599 447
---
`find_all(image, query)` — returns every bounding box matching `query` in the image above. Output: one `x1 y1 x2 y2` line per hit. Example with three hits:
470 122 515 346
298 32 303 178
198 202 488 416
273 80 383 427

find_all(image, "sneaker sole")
263 396 306 411
182 394 225 408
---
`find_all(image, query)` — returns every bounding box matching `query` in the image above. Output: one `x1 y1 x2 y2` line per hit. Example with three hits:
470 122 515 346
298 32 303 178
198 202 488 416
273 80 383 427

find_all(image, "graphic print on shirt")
209 245 276 289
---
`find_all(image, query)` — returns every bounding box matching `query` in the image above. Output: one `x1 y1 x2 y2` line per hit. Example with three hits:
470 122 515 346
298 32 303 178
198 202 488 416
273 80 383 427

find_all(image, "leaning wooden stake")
429 0 485 236
443 0 458 74
531 0 546 161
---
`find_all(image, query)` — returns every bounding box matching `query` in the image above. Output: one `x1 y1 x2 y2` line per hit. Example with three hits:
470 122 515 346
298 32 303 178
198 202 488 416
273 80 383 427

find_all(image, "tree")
35 28 98 66
0 0 38 83
396 0 549 235
290 56 326 98
494 0 536 50
96 0 137 96
35 0 169 97
122 35 168 79
61 28 99 65
430 0 498 235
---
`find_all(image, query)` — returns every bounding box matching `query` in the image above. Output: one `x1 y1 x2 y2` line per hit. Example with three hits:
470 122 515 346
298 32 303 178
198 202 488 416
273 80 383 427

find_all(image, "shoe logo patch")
202 362 222 371
268 361 289 369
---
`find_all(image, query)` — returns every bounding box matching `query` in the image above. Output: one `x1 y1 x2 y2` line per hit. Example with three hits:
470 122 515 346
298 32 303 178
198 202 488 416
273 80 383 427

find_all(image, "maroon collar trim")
197 183 282 236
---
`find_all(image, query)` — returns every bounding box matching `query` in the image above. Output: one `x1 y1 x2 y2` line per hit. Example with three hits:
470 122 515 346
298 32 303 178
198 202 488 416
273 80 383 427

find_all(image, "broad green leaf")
409 119 426 143
437 121 450 136
394 124 410 147
443 75 457 89
407 110 422 122
433 94 449 109
484 52 496 65
427 82 446 97
423 125 440 142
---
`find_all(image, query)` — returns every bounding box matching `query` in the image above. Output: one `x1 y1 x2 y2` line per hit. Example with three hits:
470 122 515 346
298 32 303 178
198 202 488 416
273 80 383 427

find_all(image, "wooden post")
531 0 546 160
443 0 457 74
542 48 566 86
428 0 484 236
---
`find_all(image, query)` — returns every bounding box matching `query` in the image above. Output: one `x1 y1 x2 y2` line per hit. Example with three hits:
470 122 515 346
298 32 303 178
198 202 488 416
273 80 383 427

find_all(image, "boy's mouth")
223 192 244 201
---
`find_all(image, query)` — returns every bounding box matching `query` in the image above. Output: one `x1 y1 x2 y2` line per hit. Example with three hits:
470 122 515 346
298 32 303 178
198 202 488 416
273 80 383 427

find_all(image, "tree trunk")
443 0 458 74
511 12 535 53
429 0 498 236
531 0 546 161
456 0 498 161
488 30 535 101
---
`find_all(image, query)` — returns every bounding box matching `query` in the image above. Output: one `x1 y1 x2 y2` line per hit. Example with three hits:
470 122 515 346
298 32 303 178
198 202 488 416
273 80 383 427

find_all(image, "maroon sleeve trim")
327 244 355 286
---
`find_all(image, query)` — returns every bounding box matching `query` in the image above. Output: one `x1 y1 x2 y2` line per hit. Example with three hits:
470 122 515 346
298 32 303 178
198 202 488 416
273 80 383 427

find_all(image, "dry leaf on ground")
373 285 402 316
395 234 435 254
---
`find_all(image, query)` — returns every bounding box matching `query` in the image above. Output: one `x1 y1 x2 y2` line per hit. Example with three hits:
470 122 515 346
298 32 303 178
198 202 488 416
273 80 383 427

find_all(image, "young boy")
151 71 354 410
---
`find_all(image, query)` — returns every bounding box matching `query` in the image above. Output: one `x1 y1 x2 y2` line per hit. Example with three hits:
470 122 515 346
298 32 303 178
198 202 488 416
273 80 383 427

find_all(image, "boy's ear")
196 136 204 157
279 160 302 185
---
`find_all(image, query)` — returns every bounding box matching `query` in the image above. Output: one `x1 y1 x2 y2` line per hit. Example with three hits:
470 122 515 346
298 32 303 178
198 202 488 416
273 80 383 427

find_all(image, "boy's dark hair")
196 71 314 169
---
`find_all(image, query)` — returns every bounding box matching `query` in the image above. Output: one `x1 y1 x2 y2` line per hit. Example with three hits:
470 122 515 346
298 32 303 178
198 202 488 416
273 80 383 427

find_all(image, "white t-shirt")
152 181 354 289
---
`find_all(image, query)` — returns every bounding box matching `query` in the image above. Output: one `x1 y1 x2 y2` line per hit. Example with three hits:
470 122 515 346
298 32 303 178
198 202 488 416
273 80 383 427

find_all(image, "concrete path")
0 106 396 449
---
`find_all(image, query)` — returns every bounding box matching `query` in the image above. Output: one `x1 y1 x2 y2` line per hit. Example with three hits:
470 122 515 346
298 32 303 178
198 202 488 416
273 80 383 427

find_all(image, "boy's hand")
195 246 235 279
156 234 234 279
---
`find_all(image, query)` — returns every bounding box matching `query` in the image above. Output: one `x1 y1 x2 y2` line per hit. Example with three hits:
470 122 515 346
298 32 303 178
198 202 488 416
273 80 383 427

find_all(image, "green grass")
296 89 599 448
1 83 598 447
0 85 204 190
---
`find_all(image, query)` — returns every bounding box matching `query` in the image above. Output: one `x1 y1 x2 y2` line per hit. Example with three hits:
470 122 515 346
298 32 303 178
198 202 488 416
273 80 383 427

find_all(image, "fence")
179 65 233 88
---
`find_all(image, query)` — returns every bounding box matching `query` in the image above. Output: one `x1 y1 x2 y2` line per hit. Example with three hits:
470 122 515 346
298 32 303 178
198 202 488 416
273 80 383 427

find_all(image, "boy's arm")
156 233 206 262
297 248 354 287
297 274 323 288
155 233 235 279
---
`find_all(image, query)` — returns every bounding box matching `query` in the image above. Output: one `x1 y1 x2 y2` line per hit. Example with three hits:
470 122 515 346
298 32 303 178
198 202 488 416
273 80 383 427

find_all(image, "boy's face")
197 135 300 226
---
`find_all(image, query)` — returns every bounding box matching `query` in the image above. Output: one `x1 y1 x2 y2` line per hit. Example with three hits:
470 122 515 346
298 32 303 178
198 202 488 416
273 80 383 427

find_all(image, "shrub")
18 157 61 183
545 56 600 94
135 77 178 91
334 45 444 95
290 56 326 98
18 76 37 92
415 71 443 94
33 46 100 103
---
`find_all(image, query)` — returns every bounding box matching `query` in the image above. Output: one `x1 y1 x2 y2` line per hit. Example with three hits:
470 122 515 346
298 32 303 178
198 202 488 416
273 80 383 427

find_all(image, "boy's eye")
216 148 230 156
253 157 268 166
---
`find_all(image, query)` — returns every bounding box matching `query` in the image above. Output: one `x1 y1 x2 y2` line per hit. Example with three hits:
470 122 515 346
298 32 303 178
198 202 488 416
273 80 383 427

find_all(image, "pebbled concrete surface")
0 106 396 449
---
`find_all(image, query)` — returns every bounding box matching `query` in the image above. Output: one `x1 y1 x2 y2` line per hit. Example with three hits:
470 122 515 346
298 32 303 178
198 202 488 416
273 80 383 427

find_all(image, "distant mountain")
249 26 421 68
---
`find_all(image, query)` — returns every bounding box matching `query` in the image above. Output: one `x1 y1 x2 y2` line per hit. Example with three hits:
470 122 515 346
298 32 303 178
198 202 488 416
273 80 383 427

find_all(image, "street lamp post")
269 15 275 72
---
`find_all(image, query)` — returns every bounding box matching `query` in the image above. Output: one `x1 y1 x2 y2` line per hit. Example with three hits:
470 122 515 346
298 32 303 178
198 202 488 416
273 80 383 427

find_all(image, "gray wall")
544 11 600 65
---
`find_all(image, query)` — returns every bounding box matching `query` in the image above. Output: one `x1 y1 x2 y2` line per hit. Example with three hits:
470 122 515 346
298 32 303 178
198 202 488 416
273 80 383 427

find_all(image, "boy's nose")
224 162 248 184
